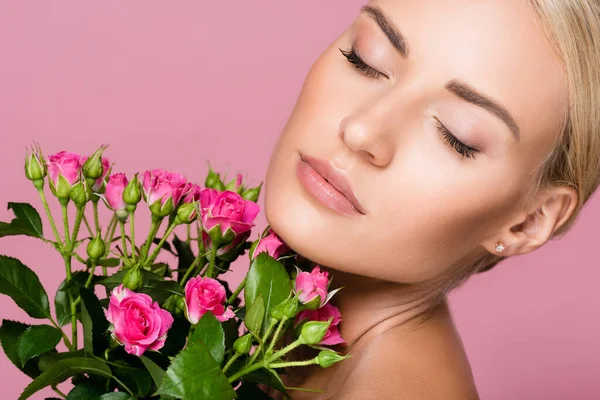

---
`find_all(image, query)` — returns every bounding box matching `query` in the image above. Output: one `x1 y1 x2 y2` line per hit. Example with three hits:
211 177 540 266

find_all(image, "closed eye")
434 117 478 159
339 47 389 80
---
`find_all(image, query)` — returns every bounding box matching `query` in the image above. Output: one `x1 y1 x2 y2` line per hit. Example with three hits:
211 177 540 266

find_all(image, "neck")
324 268 445 350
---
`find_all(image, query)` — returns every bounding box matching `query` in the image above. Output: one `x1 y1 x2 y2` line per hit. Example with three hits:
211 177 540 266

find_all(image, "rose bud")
233 333 253 355
142 169 188 218
199 189 260 247
122 266 144 291
82 145 108 181
299 320 332 345
86 236 106 261
204 165 225 191
295 303 346 346
105 173 129 221
182 183 202 203
295 266 329 309
123 173 142 212
184 276 235 324
225 173 245 194
317 350 349 368
106 285 174 356
69 180 91 208
24 144 47 185
251 228 290 260
47 151 84 201
175 202 198 225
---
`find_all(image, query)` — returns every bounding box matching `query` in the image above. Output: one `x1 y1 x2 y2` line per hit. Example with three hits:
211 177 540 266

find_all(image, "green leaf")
17 324 62 367
244 253 292 335
156 340 236 400
79 287 109 356
152 237 176 255
97 258 121 268
189 312 225 365
99 393 133 400
19 357 114 400
172 235 195 282
0 255 50 319
0 320 42 378
0 202 43 238
55 271 93 327
244 293 265 334
66 382 105 400
140 355 165 389
38 350 85 372
111 363 152 398
243 368 288 395
160 317 191 357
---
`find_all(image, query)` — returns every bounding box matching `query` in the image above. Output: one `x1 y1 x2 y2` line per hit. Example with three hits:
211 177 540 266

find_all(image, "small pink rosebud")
182 183 202 203
105 173 128 212
295 266 329 308
47 151 84 199
295 303 345 346
184 276 235 324
252 228 289 260
106 285 174 356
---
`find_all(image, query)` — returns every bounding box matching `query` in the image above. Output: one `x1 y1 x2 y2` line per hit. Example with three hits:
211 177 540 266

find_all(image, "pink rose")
295 303 345 346
106 285 174 356
47 151 83 192
184 276 235 324
253 228 289 259
295 266 329 307
105 173 128 211
182 183 203 203
199 189 260 237
142 169 188 208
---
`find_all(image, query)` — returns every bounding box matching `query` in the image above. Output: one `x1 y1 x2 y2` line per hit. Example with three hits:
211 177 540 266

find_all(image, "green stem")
71 207 85 246
247 318 278 367
140 219 162 263
268 339 303 364
147 221 178 264
227 277 246 305
270 357 318 369
36 188 62 245
129 212 136 262
120 221 128 259
103 214 117 245
222 353 240 374
227 361 264 383
61 204 71 249
102 216 118 278
82 215 94 237
64 255 77 348
52 385 67 399
186 224 191 244
265 317 287 357
85 263 97 288
49 316 73 350
93 200 101 236
205 246 218 279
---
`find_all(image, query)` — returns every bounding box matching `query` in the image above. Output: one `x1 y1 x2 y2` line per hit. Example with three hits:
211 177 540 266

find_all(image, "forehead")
367 0 567 148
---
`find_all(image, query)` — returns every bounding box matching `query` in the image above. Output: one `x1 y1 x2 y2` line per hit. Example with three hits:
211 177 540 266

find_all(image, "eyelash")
434 118 478 159
339 47 388 79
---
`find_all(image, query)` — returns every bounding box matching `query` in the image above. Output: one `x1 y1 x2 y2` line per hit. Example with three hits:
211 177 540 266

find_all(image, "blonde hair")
459 0 600 281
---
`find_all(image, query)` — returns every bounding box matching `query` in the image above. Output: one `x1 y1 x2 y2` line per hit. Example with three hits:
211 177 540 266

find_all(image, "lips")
296 153 365 216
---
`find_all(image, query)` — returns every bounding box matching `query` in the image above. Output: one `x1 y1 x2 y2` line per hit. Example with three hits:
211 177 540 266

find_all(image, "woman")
263 0 600 398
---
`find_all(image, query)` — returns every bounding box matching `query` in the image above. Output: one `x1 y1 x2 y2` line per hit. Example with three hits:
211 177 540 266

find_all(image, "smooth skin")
264 0 577 398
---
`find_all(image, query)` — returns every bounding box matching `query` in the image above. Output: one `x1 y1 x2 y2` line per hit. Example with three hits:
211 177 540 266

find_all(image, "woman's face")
265 0 567 283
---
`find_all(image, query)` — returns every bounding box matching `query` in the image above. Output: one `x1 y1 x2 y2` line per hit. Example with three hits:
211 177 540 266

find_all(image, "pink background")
0 1 598 399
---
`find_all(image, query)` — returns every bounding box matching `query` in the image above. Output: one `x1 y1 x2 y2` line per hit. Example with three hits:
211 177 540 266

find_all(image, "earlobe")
483 187 578 257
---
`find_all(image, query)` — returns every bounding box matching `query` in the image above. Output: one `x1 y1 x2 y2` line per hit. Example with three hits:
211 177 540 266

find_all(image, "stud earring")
495 241 505 253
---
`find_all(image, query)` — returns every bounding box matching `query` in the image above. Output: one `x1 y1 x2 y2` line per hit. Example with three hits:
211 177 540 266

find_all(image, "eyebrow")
361 5 521 142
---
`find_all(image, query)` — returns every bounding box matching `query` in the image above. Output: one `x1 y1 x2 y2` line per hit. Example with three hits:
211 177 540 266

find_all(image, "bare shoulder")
331 308 480 400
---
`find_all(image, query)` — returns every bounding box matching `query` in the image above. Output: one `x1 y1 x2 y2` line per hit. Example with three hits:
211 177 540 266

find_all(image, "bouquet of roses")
0 144 347 400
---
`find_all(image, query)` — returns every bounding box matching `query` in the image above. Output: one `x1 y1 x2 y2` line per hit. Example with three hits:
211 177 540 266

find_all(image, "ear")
482 186 578 256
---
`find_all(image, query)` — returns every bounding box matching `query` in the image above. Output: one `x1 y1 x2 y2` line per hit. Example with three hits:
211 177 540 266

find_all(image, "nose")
339 101 396 167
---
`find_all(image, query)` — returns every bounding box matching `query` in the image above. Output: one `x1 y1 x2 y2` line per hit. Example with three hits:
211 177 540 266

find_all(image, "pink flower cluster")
47 151 110 193
294 266 345 346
